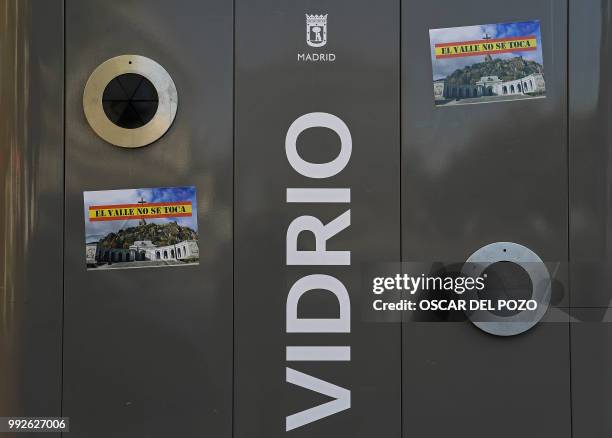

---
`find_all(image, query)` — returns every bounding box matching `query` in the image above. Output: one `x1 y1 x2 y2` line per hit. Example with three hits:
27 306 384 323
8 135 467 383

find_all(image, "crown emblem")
306 14 327 25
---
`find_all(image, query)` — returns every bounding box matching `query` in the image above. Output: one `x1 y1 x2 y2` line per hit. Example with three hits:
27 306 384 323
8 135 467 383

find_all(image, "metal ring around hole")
83 55 177 148
462 242 551 337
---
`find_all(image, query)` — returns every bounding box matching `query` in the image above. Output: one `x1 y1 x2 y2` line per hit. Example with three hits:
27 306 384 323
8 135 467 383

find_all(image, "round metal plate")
83 55 177 148
462 242 551 337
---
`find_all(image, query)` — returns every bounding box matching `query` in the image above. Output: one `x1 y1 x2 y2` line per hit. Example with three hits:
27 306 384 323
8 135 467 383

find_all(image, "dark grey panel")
63 1 232 436
0 2 64 437
403 0 568 302
571 310 612 437
569 2 612 435
402 0 570 436
403 319 570 438
235 1 401 437
569 0 612 307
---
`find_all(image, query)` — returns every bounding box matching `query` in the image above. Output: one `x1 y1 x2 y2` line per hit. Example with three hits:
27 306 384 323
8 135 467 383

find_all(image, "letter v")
285 367 350 431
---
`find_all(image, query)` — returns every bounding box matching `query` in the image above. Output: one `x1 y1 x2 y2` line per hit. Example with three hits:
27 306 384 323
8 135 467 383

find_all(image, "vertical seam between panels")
232 0 237 437
399 1 404 437
60 0 66 436
566 0 573 437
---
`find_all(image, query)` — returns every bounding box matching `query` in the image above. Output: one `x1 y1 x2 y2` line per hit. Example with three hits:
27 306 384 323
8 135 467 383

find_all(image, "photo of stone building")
83 186 200 270
434 72 546 104
430 20 546 106
87 239 199 268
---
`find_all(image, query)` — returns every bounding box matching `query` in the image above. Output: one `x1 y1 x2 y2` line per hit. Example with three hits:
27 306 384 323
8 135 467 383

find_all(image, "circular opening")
479 262 533 317
102 73 159 129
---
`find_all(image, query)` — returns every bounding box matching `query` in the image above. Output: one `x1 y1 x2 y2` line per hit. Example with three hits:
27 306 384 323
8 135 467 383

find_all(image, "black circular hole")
479 262 533 317
102 73 158 129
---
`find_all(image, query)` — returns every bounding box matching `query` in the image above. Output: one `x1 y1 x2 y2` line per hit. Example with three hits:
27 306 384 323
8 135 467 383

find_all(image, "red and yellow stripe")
435 36 538 59
89 201 193 222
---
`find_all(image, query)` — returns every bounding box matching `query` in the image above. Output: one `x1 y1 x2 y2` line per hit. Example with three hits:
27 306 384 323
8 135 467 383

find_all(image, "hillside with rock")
444 56 544 86
98 222 198 249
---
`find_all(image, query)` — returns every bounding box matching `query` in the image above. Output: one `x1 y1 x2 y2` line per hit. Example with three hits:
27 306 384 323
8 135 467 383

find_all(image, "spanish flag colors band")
89 201 193 222
435 35 538 59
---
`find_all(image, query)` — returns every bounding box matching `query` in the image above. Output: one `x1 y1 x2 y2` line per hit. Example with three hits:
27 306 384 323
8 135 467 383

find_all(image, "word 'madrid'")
285 112 352 431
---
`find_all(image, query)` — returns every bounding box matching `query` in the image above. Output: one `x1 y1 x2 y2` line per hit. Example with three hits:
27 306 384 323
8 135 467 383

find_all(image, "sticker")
84 186 199 270
430 20 546 106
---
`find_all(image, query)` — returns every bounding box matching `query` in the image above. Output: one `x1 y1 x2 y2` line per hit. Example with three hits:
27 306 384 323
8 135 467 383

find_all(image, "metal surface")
2 1 612 437
402 0 570 436
570 310 612 437
569 0 612 307
463 242 552 336
235 1 401 436
569 1 612 436
83 55 178 148
0 2 64 437
63 0 233 436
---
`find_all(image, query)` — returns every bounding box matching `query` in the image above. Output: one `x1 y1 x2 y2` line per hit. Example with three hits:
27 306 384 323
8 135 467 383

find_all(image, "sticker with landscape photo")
430 20 546 106
84 186 199 270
